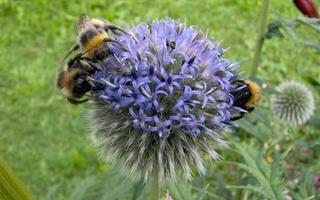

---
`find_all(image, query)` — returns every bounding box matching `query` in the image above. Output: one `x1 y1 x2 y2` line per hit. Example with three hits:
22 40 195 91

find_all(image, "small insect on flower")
271 81 315 125
64 14 127 61
88 18 244 182
56 55 102 104
230 80 261 121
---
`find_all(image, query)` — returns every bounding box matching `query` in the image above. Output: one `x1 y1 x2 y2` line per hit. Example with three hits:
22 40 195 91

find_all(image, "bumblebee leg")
67 97 89 105
103 38 123 48
231 79 246 85
85 59 103 70
64 44 80 60
103 38 121 45
247 107 254 112
230 112 245 121
74 57 103 71
104 25 127 35
67 52 86 67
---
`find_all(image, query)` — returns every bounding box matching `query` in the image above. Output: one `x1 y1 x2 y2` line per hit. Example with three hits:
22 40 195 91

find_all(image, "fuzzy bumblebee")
57 15 126 104
230 80 261 121
64 15 126 60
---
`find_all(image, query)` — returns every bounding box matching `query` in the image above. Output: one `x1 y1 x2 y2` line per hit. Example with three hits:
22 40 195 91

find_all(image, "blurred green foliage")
0 0 319 199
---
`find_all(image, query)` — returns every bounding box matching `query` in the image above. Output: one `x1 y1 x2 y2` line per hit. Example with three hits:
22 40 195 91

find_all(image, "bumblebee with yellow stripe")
230 80 261 121
64 15 127 60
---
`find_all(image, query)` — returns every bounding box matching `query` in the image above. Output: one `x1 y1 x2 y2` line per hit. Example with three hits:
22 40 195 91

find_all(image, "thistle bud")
293 0 319 18
271 81 315 126
165 194 174 200
314 176 320 189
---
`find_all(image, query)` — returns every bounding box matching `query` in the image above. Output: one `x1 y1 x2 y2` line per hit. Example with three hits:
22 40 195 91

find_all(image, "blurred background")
0 0 319 199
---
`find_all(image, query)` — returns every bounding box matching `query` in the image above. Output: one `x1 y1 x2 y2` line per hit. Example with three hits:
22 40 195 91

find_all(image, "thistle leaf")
166 179 193 200
70 176 96 200
227 185 273 199
228 142 287 200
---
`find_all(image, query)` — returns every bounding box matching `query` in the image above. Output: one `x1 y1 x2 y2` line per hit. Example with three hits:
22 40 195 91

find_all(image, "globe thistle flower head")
271 81 315 126
89 18 241 182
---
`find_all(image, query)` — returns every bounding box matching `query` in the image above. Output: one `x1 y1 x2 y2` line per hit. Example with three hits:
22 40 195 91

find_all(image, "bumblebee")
64 15 126 60
57 55 101 104
230 80 261 121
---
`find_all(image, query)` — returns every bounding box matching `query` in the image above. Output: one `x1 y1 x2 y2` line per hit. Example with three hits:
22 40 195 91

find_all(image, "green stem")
250 0 271 77
150 172 160 200
0 156 35 200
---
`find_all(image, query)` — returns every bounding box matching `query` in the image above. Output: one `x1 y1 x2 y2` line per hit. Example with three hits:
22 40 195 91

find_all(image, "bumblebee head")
57 68 92 98
72 73 92 98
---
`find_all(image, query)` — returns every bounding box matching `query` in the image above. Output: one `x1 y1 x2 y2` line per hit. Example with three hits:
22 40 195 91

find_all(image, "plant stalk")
250 0 271 77
150 171 160 200
0 156 35 200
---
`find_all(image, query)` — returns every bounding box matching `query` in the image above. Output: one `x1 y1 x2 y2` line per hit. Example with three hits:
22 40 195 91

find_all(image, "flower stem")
150 171 160 200
250 0 271 77
0 156 35 200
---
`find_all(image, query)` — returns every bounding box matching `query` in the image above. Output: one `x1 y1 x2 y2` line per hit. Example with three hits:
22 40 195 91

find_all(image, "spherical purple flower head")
88 18 241 182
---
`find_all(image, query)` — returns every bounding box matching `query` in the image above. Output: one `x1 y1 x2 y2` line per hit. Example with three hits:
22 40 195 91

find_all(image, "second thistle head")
271 81 315 126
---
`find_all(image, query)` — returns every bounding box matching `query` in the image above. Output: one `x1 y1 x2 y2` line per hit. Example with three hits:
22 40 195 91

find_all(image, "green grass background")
0 0 319 199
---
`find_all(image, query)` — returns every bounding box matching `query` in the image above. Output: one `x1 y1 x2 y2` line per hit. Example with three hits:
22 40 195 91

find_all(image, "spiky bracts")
271 81 315 125
88 19 241 182
89 104 226 182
